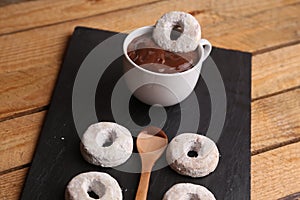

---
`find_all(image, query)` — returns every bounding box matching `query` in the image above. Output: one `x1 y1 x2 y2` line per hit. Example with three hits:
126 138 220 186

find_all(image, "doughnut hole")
187 150 198 158
170 21 184 40
102 131 116 147
187 193 200 200
187 142 201 158
87 191 99 199
87 180 106 199
96 130 117 147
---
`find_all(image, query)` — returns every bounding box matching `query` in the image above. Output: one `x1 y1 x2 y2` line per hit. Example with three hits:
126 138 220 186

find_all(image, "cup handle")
200 39 212 61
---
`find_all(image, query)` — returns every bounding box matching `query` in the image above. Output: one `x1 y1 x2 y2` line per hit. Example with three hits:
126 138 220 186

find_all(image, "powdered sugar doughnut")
80 122 133 167
65 171 122 200
163 183 216 200
166 133 219 177
153 11 201 53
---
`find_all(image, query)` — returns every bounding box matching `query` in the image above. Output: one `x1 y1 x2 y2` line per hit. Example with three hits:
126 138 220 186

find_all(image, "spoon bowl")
135 126 168 200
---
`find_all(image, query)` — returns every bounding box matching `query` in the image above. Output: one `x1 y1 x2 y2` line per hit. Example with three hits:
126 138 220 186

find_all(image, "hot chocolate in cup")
123 26 212 106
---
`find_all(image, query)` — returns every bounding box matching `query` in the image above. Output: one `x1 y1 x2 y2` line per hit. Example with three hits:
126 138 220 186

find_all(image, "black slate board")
21 27 251 200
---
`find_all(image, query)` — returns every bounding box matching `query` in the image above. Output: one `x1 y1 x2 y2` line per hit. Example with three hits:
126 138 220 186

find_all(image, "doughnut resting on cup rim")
153 11 201 53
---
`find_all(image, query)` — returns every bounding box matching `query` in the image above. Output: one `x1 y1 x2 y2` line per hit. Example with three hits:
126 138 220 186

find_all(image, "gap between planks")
0 105 48 123
252 85 300 102
0 163 31 176
251 137 300 156
0 167 28 200
0 0 167 37
251 88 300 155
251 142 300 200
0 0 33 7
278 192 300 200
252 40 300 56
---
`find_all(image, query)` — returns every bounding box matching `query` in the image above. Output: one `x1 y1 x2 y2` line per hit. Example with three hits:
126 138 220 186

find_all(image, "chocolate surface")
127 33 200 73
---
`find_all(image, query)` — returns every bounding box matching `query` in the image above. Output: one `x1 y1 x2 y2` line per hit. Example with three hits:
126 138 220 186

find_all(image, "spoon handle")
135 171 151 200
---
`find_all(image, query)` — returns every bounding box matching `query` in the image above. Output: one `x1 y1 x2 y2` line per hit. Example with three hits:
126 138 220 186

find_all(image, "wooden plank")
251 142 300 200
0 111 44 172
0 0 161 35
0 167 28 200
279 192 300 200
251 89 300 154
1 142 299 200
202 2 300 52
0 0 34 7
0 59 60 120
211 0 297 18
252 43 300 99
0 0 297 36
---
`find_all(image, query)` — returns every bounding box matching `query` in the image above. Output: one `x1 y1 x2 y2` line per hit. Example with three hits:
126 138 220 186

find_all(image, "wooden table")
0 0 299 199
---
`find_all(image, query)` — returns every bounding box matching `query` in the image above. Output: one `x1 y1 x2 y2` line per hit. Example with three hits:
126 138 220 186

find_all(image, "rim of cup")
123 26 205 77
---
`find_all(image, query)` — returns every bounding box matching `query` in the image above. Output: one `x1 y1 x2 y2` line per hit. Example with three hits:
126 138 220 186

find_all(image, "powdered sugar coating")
166 133 219 177
163 183 216 200
65 171 122 200
153 11 201 53
80 122 133 167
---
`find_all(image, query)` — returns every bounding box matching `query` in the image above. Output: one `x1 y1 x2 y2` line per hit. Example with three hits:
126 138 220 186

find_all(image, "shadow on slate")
20 27 251 200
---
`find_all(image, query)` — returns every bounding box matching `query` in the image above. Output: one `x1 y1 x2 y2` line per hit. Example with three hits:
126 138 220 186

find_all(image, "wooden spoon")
135 126 168 200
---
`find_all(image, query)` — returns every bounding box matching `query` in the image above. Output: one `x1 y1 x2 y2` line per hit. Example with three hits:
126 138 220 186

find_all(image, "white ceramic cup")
123 26 212 106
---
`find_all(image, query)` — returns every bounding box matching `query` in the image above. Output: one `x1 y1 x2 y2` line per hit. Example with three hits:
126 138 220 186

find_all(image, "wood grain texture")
279 192 300 200
0 0 34 7
0 0 299 121
0 0 297 37
251 142 300 200
203 2 300 52
0 0 161 35
251 89 300 154
0 111 44 172
1 142 299 200
210 0 298 18
0 167 28 200
0 62 59 120
252 43 300 99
